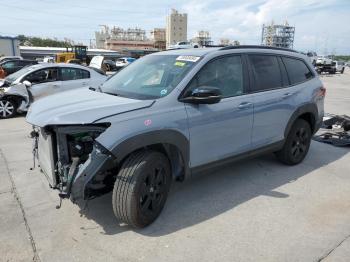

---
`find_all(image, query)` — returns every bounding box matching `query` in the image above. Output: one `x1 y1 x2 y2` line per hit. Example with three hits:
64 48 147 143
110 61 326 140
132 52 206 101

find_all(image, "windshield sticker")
176 55 200 63
160 89 168 96
174 61 186 67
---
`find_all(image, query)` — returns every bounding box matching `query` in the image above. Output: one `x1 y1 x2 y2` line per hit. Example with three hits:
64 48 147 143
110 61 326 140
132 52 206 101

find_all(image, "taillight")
317 86 326 98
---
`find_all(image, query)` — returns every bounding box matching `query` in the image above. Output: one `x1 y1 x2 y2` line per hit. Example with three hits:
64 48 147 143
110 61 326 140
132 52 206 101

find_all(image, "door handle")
52 84 60 88
238 102 253 109
82 82 88 86
281 93 292 99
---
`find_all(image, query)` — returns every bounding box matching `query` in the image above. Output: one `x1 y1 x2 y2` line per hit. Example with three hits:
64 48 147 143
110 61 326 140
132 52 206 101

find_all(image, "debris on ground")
313 114 350 146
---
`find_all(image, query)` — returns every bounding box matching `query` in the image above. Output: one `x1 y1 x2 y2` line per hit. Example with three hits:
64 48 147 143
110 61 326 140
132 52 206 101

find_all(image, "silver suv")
27 46 325 228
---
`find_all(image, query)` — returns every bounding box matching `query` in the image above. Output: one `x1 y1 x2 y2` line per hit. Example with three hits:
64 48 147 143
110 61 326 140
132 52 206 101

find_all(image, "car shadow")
78 141 348 236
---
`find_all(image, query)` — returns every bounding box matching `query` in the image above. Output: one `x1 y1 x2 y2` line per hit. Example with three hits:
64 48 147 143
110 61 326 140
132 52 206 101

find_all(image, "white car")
115 57 136 69
334 61 345 74
0 63 107 118
316 55 333 65
167 41 199 50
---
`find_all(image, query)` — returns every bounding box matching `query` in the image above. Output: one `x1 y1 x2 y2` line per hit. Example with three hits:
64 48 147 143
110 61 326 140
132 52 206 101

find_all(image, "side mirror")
181 86 222 104
23 80 32 88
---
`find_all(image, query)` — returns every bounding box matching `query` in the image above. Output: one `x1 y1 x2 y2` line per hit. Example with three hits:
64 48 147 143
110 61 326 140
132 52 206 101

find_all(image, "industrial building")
166 9 187 47
95 26 159 56
19 46 120 60
191 31 213 47
151 28 166 50
0 36 20 56
261 21 295 49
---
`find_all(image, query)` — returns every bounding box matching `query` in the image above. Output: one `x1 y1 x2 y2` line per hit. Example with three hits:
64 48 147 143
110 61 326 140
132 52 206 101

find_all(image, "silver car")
0 63 107 118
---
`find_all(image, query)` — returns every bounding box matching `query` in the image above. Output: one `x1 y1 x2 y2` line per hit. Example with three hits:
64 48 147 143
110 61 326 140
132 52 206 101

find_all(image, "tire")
0 98 17 119
275 119 312 165
112 150 172 228
341 68 345 74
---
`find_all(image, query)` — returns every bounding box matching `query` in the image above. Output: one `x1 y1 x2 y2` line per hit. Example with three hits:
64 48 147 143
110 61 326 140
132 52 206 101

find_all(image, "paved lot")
1 71 350 262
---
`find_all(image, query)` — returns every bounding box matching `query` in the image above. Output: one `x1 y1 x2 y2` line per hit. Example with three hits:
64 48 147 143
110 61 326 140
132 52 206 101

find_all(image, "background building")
166 9 187 46
151 28 166 50
191 31 213 47
95 26 158 56
0 36 20 56
261 21 295 49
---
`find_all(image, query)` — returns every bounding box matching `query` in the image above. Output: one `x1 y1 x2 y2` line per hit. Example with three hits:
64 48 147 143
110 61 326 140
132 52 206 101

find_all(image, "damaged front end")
32 124 117 204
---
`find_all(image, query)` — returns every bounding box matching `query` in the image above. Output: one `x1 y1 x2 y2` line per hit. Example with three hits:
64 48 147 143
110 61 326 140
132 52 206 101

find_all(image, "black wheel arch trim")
110 129 190 179
284 103 319 138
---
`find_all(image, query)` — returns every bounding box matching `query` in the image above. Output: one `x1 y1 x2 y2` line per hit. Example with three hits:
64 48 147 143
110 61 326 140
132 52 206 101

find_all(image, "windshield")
101 54 200 99
5 65 36 84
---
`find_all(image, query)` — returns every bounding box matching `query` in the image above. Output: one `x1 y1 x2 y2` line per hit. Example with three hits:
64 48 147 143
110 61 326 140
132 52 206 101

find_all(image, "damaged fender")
70 144 116 201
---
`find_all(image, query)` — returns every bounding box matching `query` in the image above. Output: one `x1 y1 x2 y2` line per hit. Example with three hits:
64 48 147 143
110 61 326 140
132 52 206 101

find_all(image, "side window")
60 68 89 81
248 55 282 92
2 61 16 69
188 56 243 98
282 57 313 85
24 68 58 84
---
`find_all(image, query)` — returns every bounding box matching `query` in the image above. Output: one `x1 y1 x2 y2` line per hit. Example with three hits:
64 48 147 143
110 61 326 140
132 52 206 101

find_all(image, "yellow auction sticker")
175 61 186 67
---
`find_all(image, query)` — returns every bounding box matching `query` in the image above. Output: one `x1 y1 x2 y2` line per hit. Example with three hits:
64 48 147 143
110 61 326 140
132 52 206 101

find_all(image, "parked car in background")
27 46 325 228
115 57 136 69
0 59 38 78
316 55 333 65
0 63 107 118
334 61 345 73
0 56 22 63
89 56 120 72
167 41 199 50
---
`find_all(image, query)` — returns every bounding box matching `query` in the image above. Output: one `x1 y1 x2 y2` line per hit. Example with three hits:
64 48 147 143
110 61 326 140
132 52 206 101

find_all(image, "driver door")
183 55 254 168
23 67 61 101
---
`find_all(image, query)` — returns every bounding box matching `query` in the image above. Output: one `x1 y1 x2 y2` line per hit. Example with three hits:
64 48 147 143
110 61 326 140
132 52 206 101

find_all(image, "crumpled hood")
26 89 154 127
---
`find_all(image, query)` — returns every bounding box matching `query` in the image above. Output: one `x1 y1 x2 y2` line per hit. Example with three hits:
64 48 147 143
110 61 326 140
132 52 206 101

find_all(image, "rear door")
184 55 254 167
247 54 295 148
59 67 91 92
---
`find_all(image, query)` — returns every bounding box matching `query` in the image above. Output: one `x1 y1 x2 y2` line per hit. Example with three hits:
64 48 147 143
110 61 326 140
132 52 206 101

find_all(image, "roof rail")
219 45 298 53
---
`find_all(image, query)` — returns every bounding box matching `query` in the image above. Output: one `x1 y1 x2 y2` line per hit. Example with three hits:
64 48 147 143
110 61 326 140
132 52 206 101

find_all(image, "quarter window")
188 56 243 98
282 57 313 85
248 55 282 91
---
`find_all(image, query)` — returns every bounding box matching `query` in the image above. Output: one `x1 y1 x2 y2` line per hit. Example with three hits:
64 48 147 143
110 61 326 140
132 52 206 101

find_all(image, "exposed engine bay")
32 124 116 204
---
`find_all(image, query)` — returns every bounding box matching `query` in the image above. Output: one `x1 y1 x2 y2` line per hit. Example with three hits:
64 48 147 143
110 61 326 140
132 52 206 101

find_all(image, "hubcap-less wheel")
275 119 311 165
139 167 167 217
0 99 16 118
290 127 309 161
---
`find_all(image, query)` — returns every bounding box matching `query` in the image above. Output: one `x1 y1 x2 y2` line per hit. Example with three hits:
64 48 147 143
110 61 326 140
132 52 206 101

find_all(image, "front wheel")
275 119 312 165
341 68 345 74
0 98 17 119
112 150 171 228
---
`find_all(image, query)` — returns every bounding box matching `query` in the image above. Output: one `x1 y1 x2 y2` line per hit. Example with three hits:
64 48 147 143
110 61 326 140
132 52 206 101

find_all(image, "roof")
25 62 92 70
154 45 299 57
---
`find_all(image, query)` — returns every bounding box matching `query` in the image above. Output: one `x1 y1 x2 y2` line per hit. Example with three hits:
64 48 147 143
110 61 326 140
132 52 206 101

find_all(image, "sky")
1 0 350 54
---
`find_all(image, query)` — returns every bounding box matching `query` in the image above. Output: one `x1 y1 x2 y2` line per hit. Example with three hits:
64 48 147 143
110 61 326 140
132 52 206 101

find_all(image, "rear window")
248 55 282 92
282 57 313 85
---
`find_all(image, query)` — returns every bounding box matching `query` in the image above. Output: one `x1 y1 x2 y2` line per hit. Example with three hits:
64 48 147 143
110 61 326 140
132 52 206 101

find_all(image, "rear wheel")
112 150 171 228
276 119 312 165
0 98 17 119
341 67 345 74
